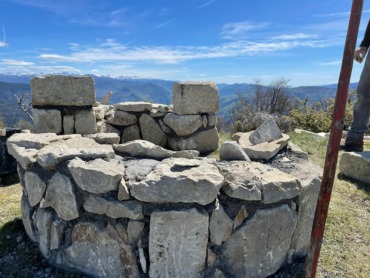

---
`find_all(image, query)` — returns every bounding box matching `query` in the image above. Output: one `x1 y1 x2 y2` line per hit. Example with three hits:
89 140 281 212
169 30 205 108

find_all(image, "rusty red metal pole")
304 0 364 277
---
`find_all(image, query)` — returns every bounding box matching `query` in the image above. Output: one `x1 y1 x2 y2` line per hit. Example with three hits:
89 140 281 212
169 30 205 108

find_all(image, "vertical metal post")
304 0 363 277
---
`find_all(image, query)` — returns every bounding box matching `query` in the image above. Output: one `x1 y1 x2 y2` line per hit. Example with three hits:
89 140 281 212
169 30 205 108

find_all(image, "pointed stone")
24 171 47 206
249 119 282 145
118 179 130 201
209 200 233 245
233 205 248 230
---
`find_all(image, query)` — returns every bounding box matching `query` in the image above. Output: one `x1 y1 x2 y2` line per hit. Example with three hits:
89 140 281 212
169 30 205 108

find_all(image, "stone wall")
0 128 21 183
31 76 219 154
7 130 322 277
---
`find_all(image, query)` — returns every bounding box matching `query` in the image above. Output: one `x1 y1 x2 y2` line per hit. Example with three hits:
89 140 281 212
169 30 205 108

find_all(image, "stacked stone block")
31 75 97 135
7 132 322 278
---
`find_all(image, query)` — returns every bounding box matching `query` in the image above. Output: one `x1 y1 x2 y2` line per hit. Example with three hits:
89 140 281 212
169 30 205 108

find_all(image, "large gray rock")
239 132 290 161
163 113 203 136
65 222 140 278
31 75 95 106
83 195 143 220
36 137 115 170
249 119 283 145
168 127 219 154
68 157 124 194
218 161 301 203
123 159 160 182
21 194 36 242
139 114 167 147
50 219 66 250
115 101 153 112
172 82 219 115
209 200 233 245
106 110 138 126
339 151 370 184
7 144 38 170
84 133 120 145
122 124 141 143
149 209 209 278
113 140 199 159
35 207 53 258
24 171 47 206
127 220 145 245
40 172 79 221
33 109 62 134
130 158 224 205
74 109 97 134
221 205 297 277
220 141 250 161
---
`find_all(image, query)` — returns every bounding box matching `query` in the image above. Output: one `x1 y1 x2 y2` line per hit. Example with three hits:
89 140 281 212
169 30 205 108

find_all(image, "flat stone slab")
84 133 120 145
173 82 220 115
83 195 143 220
115 102 153 112
33 109 62 134
130 157 224 205
339 151 370 184
249 119 283 145
149 209 209 278
114 140 199 160
220 141 250 161
36 137 115 170
68 157 124 194
218 161 301 203
31 75 96 107
139 114 167 147
221 205 297 277
106 110 138 126
239 132 290 161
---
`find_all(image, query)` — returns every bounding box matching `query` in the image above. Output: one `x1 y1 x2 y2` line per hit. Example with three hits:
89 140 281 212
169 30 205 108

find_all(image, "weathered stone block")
106 110 137 126
84 133 120 144
24 171 46 206
221 205 297 277
168 127 219 154
31 75 95 107
139 114 167 147
33 109 62 134
249 119 283 145
149 209 209 278
115 101 153 112
74 109 96 134
172 82 219 115
339 151 370 184
122 124 141 143
21 194 36 242
163 113 202 136
220 141 250 161
209 200 233 245
63 115 75 134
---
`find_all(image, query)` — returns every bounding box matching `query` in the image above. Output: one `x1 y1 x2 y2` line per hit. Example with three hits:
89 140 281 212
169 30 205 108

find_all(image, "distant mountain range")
0 73 358 127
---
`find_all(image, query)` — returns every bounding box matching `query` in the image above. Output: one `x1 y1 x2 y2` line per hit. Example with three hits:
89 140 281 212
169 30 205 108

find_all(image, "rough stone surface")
127 220 145 245
92 105 105 120
149 209 209 278
221 205 297 278
40 172 79 221
84 133 120 144
33 109 62 134
31 75 96 107
218 161 301 203
7 144 38 170
118 179 130 201
208 114 217 127
36 137 115 170
287 142 308 160
124 159 160 182
34 207 53 258
74 109 97 134
168 127 219 154
68 157 124 194
50 219 66 250
115 102 153 112
240 133 290 161
65 222 140 278
83 195 143 220
122 124 141 143
151 103 172 113
163 113 202 136
249 119 283 145
220 141 250 161
339 151 370 184
96 120 106 133
63 115 75 134
139 114 167 147
202 115 208 128
209 200 233 245
106 123 121 135
130 158 224 205
21 194 36 242
233 205 248 230
114 140 199 159
24 171 46 206
158 119 172 134
172 82 219 115
106 110 138 126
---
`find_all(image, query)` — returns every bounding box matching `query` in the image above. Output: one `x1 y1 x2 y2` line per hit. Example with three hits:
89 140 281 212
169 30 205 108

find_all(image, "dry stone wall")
31 76 219 154
7 131 322 278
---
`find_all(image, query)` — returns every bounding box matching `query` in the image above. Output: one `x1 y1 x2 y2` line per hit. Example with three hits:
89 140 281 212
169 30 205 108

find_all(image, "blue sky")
0 0 370 86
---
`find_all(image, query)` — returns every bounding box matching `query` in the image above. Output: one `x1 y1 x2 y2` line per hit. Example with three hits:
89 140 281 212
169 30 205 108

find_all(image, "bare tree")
15 92 33 121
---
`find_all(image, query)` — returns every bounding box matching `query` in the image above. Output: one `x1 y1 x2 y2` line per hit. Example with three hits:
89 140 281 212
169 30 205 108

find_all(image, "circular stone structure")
7 132 322 278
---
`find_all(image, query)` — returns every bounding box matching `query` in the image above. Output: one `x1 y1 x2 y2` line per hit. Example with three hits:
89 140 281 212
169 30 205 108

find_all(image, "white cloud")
221 21 269 39
314 10 370 18
0 42 8 47
319 60 342 66
39 54 82 62
273 33 318 40
0 59 34 66
155 20 173 29
198 0 217 9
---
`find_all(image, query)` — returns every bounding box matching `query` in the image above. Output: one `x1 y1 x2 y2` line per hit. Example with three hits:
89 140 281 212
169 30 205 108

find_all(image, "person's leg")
344 52 370 151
